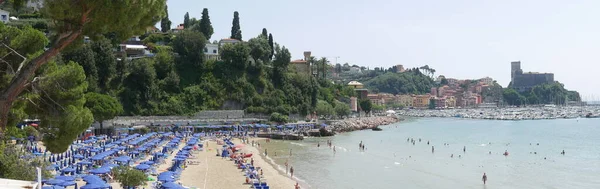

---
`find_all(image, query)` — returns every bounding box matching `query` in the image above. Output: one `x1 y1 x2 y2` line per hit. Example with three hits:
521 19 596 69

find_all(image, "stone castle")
510 61 554 92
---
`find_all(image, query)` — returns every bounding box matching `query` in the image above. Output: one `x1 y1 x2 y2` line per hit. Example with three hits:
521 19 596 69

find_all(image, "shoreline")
248 138 300 188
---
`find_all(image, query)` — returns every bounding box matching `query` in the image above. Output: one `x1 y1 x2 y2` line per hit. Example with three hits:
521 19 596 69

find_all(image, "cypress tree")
199 8 214 40
261 28 268 38
268 33 274 60
183 12 190 28
231 11 242 40
160 5 172 32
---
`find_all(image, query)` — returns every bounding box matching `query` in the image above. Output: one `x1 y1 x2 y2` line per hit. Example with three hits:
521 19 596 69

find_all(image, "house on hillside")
0 9 9 23
205 43 219 60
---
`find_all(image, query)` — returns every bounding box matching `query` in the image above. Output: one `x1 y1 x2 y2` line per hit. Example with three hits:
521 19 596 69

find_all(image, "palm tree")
319 57 329 79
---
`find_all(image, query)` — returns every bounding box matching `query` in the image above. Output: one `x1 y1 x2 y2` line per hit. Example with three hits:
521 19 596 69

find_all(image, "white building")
0 9 9 23
205 43 219 60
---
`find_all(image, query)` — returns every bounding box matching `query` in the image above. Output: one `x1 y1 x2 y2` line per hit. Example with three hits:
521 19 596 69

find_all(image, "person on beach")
317 142 320 148
482 173 488 185
265 149 268 156
290 166 294 178
285 160 289 174
295 182 301 189
333 146 336 154
251 158 254 166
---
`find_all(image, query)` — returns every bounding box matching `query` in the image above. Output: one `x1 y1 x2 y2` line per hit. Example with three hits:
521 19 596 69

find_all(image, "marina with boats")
397 106 600 120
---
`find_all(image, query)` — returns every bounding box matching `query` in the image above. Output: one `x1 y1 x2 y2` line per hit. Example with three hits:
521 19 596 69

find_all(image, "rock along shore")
330 116 399 132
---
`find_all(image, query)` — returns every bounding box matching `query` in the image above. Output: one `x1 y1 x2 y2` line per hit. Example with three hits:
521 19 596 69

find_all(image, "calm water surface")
258 118 600 189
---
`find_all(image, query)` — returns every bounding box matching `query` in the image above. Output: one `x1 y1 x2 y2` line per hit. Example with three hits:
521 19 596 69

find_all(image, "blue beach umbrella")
45 179 65 185
161 182 184 189
43 186 65 189
80 183 109 189
56 181 76 187
54 175 75 181
134 164 150 170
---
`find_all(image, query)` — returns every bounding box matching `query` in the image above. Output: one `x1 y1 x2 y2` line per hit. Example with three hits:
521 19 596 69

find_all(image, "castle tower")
511 61 521 83
303 51 311 61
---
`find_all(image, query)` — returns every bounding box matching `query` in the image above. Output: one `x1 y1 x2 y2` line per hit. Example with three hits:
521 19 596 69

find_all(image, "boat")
371 127 382 131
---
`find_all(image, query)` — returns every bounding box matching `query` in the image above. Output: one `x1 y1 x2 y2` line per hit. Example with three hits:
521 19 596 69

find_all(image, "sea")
257 117 600 189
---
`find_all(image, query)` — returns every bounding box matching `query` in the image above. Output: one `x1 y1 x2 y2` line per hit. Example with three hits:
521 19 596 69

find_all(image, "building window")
204 48 208 52
213 50 217 53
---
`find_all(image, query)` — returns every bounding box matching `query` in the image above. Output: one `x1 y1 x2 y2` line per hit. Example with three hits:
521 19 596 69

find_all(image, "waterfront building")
398 95 414 108
445 96 456 108
413 95 431 108
367 94 384 105
510 61 554 92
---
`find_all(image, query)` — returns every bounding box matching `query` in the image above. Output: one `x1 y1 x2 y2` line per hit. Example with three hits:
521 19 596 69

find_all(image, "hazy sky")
167 0 599 100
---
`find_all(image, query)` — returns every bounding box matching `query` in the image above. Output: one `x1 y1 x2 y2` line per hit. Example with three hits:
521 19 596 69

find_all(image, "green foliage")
112 165 147 188
316 100 335 117
334 100 350 118
248 36 272 63
364 70 434 95
90 38 117 92
172 30 206 85
359 99 372 114
160 5 171 33
502 88 524 106
120 58 158 115
268 34 274 60
261 28 268 38
27 62 93 153
85 92 123 128
4 126 25 138
63 44 98 92
0 143 52 180
44 0 166 43
230 11 242 40
269 112 288 123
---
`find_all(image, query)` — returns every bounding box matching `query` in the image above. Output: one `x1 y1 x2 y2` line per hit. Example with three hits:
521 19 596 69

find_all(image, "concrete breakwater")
330 116 399 132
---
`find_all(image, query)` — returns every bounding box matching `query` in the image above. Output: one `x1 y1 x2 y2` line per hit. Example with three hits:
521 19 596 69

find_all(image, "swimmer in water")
482 173 487 185
561 150 565 155
451 154 454 158
427 141 430 145
463 146 466 153
432 146 435 153
317 142 320 147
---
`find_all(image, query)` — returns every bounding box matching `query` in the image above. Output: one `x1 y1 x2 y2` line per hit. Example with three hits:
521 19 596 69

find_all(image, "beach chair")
263 186 269 189
260 183 267 187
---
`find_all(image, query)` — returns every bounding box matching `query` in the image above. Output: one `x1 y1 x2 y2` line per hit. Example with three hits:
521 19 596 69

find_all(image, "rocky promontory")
330 116 399 132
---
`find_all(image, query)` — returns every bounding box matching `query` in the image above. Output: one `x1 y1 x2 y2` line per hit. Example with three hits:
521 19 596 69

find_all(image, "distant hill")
363 69 434 95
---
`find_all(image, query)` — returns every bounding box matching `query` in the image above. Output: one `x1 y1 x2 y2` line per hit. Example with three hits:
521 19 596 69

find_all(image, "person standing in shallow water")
482 173 488 185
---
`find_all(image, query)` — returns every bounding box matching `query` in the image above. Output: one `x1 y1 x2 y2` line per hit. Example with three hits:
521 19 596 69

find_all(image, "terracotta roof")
221 38 240 41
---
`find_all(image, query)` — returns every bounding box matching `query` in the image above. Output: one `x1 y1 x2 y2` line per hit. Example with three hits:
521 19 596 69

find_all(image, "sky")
166 0 600 100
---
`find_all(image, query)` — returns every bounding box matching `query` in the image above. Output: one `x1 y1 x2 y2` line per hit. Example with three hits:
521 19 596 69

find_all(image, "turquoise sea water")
258 118 600 189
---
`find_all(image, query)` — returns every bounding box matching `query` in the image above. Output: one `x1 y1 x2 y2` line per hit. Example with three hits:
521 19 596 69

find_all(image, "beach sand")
180 138 297 189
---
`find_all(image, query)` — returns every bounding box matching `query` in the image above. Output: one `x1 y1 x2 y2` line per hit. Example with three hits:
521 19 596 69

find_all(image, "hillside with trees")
363 68 435 95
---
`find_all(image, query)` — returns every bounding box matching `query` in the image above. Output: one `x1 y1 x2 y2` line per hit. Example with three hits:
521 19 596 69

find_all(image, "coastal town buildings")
510 61 554 92
413 95 431 108
397 95 414 107
479 77 494 85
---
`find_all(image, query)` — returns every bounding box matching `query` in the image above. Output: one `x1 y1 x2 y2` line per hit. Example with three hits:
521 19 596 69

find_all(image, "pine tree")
199 8 214 40
160 5 172 32
261 28 268 38
184 12 190 28
231 11 242 40
268 33 274 60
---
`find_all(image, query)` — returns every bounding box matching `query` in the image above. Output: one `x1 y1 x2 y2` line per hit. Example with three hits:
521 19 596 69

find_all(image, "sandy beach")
179 138 297 189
